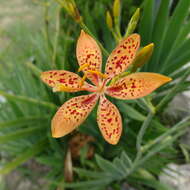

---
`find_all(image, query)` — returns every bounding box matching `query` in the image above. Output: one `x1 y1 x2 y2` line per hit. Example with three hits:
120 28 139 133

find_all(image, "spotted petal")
52 94 98 138
41 70 95 92
105 34 140 79
106 72 172 100
97 96 122 145
76 30 102 85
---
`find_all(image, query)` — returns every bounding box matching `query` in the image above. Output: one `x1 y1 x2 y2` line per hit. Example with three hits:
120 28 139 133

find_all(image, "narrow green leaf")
142 117 190 152
0 127 45 144
121 151 133 168
63 179 111 188
157 67 190 111
0 138 48 174
129 177 174 190
0 116 49 129
95 154 123 178
160 0 190 62
166 51 190 75
74 168 109 178
163 39 190 73
113 157 127 176
173 21 190 50
171 68 190 79
116 102 146 121
0 90 58 110
140 129 187 169
23 61 42 77
150 0 170 71
36 156 62 167
139 0 154 46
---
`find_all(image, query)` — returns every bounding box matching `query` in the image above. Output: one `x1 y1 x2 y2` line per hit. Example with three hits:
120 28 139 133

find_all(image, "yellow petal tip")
166 76 172 82
149 43 154 48
80 29 86 36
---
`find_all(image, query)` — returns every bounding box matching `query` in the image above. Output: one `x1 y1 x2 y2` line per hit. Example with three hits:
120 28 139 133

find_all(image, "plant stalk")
156 66 190 111
135 112 154 162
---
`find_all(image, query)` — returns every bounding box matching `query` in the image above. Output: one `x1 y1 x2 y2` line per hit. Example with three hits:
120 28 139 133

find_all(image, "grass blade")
160 0 190 63
0 138 48 175
0 90 57 110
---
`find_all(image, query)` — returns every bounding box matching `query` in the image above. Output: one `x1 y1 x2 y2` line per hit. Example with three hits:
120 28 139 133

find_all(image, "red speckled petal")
97 96 122 145
105 34 140 79
106 72 172 100
40 70 96 92
52 94 99 138
76 30 102 85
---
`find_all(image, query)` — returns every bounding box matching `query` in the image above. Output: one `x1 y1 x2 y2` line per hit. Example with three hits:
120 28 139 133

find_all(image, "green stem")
141 97 156 114
115 24 122 40
135 112 154 162
142 116 190 153
111 29 120 43
0 90 58 110
156 67 190 111
43 2 53 66
129 130 186 176
128 116 190 177
23 61 42 77
52 6 61 68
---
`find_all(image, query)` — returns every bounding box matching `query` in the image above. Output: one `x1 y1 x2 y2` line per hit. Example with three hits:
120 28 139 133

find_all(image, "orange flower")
41 30 171 145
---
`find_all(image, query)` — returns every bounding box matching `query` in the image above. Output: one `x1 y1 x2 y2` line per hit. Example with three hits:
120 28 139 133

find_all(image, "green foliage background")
0 0 190 189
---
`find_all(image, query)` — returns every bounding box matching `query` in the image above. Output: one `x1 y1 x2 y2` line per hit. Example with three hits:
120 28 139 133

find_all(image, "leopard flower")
41 30 171 145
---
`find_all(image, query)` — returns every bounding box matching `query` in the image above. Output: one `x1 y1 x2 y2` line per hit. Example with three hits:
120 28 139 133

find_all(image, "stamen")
80 74 87 87
78 63 90 72
87 70 107 79
110 71 130 85
53 84 78 92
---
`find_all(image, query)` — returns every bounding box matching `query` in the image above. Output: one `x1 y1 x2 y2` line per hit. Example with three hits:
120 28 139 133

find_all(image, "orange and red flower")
41 30 171 145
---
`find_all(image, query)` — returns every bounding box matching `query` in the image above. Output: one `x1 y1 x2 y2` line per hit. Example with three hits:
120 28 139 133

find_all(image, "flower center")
96 80 107 94
78 64 108 90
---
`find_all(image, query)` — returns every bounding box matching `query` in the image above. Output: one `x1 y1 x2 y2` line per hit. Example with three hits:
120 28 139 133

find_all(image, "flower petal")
41 70 96 92
97 96 122 145
52 94 98 138
105 34 140 79
76 30 102 85
106 72 172 100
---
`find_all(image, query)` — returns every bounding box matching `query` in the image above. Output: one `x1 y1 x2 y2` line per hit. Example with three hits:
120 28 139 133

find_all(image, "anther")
87 70 107 79
78 63 90 72
80 74 87 87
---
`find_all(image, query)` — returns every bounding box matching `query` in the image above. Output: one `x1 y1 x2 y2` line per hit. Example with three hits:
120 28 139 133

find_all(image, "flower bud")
106 11 113 30
132 43 154 72
125 8 140 37
113 0 121 19
66 0 81 22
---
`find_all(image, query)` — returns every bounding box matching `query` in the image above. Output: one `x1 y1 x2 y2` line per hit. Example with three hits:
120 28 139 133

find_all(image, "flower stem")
135 111 154 162
54 0 110 57
43 2 53 65
141 97 156 114
156 66 190 111
52 6 61 68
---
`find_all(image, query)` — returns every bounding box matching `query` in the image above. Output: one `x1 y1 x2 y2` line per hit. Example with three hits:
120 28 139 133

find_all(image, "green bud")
66 0 81 22
113 0 121 18
106 11 113 30
132 43 154 72
125 8 140 37
55 0 82 22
